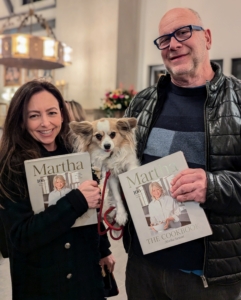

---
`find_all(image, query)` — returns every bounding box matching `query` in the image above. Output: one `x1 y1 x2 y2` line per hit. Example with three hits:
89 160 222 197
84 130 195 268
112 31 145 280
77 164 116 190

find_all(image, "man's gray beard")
165 60 199 78
166 66 194 77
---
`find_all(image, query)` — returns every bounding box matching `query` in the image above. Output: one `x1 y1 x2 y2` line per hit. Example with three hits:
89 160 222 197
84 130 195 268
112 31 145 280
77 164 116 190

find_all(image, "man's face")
159 8 211 79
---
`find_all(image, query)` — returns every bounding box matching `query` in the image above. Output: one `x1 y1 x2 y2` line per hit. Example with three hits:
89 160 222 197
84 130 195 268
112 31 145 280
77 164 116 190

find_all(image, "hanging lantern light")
0 9 72 69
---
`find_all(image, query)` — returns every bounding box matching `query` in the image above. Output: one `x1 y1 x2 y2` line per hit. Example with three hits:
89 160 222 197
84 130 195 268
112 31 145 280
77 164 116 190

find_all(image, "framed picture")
4 67 21 86
11 0 55 13
149 64 166 86
24 69 55 83
231 58 241 80
38 69 55 82
211 59 223 71
24 69 40 83
22 0 44 4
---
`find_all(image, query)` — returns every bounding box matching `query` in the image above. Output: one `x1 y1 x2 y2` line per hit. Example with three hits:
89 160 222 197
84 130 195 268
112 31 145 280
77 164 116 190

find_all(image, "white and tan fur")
69 118 139 226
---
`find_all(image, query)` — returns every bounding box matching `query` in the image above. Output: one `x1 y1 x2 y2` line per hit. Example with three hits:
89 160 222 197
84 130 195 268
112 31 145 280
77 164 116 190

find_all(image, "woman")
48 175 72 206
65 99 86 122
0 80 115 300
148 182 181 231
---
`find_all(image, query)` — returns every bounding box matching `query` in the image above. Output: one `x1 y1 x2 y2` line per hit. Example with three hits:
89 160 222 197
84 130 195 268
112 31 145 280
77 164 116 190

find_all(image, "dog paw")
115 210 128 226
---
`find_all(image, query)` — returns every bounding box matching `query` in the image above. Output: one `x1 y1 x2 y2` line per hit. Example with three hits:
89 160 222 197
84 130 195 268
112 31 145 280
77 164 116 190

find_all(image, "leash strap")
97 171 124 240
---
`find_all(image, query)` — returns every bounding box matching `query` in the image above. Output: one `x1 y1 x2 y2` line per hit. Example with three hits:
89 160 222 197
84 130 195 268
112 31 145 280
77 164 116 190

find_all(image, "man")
124 7 241 300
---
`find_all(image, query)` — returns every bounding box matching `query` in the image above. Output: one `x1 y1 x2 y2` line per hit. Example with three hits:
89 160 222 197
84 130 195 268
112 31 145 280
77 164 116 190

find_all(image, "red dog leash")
97 170 124 240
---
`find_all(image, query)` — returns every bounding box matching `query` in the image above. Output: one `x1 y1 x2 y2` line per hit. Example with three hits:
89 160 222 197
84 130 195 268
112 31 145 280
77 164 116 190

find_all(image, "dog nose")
104 144 111 150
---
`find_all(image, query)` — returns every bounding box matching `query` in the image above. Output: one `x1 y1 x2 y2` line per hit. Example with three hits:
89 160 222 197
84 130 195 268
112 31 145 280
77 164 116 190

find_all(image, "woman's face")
152 186 162 199
55 179 65 190
26 90 63 151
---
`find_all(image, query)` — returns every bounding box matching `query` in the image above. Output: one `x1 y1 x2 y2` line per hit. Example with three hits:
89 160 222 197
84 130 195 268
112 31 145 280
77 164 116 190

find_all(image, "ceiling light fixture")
0 9 72 69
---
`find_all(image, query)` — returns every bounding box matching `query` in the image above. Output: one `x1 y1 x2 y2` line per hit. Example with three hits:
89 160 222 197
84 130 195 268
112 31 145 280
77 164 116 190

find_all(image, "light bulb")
44 39 55 57
16 35 27 54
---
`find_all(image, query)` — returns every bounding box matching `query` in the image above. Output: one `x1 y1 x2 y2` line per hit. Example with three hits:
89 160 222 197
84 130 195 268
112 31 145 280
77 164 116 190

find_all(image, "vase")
113 110 125 118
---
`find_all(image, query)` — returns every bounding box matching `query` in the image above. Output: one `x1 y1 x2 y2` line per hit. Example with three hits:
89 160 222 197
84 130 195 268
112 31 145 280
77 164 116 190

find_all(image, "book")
24 152 97 227
118 151 212 255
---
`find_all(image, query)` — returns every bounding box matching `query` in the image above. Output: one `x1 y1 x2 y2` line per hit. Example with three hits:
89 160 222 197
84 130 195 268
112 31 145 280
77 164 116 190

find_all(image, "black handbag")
102 265 119 298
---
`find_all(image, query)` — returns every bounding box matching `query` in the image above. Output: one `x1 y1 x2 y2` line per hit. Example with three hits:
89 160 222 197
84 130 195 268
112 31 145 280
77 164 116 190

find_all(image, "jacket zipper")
200 80 210 288
204 81 210 171
201 236 208 288
201 72 222 287
201 275 208 288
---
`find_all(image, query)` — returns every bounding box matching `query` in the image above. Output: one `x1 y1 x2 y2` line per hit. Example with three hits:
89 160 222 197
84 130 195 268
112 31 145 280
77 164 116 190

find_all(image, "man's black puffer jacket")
124 63 241 285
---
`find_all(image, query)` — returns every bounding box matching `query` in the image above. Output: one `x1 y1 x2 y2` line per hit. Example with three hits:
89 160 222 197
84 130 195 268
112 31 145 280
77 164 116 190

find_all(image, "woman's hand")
77 180 101 209
150 223 157 232
164 217 174 230
99 254 116 273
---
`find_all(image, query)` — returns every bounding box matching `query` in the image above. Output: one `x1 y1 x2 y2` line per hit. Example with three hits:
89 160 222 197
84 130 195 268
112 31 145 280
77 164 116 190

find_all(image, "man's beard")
165 58 199 78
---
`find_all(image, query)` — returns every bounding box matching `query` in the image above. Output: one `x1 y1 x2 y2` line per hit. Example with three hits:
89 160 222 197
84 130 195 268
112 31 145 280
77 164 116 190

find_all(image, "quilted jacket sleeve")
202 171 241 215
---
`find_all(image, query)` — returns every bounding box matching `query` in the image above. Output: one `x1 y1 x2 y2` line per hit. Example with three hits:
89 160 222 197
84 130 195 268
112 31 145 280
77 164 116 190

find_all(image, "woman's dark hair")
0 79 71 200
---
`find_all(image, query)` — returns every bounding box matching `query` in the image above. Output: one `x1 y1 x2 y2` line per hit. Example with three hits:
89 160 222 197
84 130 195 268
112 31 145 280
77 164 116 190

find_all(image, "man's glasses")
153 25 204 50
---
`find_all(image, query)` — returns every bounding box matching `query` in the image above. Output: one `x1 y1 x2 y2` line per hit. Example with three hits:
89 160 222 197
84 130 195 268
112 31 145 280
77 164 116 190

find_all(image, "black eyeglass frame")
153 25 204 50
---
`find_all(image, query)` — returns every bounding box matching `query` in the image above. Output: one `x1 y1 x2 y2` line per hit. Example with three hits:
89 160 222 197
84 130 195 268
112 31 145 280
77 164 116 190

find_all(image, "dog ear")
116 118 137 132
69 121 93 137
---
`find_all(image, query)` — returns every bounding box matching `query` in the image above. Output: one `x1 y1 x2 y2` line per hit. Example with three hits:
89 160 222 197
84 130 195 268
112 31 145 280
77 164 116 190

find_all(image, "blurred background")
0 0 240 127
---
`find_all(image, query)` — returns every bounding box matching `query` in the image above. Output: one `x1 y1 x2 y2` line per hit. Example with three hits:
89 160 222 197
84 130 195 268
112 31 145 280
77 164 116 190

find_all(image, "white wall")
54 0 119 109
116 0 142 89
138 0 241 90
136 0 167 90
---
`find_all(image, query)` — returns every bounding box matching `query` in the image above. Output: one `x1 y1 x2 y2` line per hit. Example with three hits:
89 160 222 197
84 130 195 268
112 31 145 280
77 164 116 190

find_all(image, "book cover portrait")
35 171 84 209
24 152 97 227
137 178 191 236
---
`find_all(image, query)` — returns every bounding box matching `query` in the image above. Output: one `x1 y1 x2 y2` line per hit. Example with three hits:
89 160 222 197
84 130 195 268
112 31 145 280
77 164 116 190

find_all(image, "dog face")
69 117 137 155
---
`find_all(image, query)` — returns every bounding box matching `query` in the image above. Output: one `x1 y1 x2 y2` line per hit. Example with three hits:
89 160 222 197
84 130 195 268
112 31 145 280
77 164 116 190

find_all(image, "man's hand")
170 168 207 203
99 254 116 273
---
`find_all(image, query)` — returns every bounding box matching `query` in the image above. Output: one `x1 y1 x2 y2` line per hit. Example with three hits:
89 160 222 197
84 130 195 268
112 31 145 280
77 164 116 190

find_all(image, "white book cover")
119 151 212 255
24 152 97 227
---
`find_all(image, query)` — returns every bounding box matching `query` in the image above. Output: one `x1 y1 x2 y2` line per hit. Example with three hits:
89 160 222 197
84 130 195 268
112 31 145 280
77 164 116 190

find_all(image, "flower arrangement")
100 87 137 117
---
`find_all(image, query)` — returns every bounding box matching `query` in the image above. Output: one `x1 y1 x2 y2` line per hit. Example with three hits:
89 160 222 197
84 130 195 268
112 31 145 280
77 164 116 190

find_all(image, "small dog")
69 117 139 226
